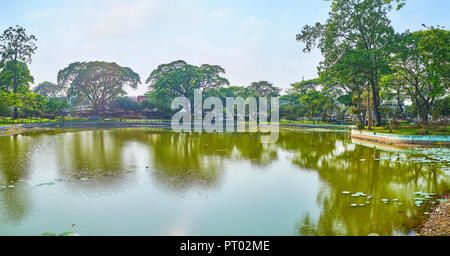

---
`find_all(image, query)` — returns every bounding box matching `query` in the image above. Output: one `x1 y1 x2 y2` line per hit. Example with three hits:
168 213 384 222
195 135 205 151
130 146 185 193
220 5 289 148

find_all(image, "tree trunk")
13 75 18 119
420 108 429 124
369 79 382 126
367 84 372 130
396 93 407 120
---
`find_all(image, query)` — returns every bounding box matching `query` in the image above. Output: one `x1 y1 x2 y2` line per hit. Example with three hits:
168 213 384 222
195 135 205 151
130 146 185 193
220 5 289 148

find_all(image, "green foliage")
139 98 155 111
297 0 403 126
34 81 61 98
45 98 69 116
110 97 139 112
0 25 37 63
146 60 229 100
387 27 449 123
0 60 34 93
57 61 141 113
247 81 281 97
145 60 230 114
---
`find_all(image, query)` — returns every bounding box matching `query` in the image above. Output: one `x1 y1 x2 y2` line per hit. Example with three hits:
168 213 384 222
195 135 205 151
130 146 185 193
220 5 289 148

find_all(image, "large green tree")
57 61 141 114
297 0 405 126
0 25 37 118
146 60 229 98
248 81 281 97
386 27 449 123
146 60 229 114
0 60 34 93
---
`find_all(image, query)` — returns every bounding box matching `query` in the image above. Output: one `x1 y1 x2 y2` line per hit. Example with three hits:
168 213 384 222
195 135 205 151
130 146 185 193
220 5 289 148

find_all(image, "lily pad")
59 232 80 236
36 182 55 187
79 177 89 181
351 194 360 197
351 204 358 207
8 185 15 188
342 191 351 195
42 232 57 236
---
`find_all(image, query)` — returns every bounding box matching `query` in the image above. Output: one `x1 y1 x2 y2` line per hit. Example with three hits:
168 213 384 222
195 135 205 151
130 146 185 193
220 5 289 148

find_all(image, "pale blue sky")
1 0 449 95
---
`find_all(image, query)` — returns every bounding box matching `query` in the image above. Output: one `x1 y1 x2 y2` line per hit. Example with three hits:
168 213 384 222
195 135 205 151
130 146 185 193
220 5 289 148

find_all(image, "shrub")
416 128 430 135
436 126 447 132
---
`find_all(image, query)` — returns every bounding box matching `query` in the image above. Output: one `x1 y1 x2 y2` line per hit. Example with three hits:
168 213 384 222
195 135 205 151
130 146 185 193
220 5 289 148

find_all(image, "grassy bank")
0 117 170 126
280 120 352 126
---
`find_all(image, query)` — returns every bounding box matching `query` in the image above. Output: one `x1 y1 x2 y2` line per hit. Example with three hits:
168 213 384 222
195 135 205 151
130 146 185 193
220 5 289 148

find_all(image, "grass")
359 126 450 136
0 116 171 126
279 119 352 126
0 117 55 125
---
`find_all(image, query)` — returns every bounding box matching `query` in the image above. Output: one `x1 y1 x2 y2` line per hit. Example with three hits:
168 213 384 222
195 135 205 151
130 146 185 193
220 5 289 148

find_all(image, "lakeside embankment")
418 194 450 236
0 122 355 134
351 129 450 147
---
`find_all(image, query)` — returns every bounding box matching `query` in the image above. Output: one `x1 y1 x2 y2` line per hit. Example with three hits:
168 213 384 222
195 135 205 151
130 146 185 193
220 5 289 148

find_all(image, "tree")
146 60 229 99
146 60 229 115
299 90 321 121
44 98 69 116
0 25 37 118
297 0 405 126
34 81 61 98
290 79 321 95
248 81 281 97
110 97 139 112
57 61 141 114
139 98 155 111
387 27 449 123
0 25 37 63
0 91 14 116
0 60 34 93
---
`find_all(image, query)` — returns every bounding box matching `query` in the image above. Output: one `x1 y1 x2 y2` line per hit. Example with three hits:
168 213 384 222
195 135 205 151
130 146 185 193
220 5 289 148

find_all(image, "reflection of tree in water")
143 131 278 191
287 133 449 236
54 129 278 191
1 128 446 235
0 134 34 224
54 129 127 175
277 131 342 170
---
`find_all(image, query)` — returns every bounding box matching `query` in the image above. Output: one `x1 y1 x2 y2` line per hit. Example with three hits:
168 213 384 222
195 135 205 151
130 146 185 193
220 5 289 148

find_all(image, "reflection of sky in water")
0 129 448 236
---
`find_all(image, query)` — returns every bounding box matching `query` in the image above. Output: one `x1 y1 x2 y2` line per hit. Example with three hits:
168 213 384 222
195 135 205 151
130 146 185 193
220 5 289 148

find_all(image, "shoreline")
0 122 354 134
351 129 450 148
418 194 450 236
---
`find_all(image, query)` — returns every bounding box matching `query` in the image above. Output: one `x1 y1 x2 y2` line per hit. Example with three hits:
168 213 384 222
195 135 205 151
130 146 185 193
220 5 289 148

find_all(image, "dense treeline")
0 0 448 127
296 0 449 127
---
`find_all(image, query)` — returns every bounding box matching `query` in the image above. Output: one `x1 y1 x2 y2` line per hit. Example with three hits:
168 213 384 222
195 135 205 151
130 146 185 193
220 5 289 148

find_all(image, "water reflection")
0 128 448 235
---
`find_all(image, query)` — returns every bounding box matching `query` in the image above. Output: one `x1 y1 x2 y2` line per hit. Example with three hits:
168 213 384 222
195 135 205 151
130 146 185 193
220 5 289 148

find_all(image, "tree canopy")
57 61 141 113
33 81 61 98
297 0 405 126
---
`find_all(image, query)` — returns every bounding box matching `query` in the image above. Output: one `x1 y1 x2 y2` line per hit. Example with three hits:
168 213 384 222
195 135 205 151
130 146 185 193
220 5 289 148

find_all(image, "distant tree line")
296 0 449 128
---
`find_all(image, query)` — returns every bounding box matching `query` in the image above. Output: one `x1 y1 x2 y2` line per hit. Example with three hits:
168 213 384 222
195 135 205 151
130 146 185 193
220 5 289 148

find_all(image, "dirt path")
418 194 450 236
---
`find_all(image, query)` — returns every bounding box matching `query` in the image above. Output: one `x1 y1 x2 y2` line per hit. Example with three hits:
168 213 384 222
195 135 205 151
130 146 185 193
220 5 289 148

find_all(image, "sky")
0 0 449 96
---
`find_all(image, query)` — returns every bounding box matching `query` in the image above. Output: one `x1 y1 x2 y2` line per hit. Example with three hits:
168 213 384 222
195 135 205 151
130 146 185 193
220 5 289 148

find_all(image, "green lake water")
0 128 448 236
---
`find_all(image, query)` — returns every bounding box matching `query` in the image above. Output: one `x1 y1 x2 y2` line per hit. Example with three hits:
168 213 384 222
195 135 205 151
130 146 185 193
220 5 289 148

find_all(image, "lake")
0 128 448 236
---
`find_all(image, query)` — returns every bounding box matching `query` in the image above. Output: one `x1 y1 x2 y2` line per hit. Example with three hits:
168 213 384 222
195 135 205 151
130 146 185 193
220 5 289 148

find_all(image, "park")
0 0 448 237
